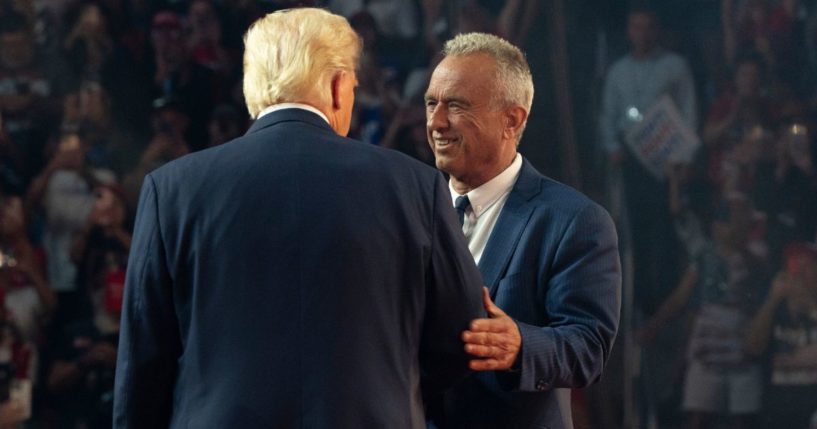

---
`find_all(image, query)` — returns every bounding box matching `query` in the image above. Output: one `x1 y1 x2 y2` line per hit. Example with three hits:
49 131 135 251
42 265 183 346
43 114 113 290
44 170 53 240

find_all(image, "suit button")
535 379 549 391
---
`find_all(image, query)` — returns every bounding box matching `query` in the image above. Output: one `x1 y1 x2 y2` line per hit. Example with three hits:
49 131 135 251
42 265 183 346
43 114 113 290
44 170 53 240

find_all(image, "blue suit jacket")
432 159 621 429
113 109 486 428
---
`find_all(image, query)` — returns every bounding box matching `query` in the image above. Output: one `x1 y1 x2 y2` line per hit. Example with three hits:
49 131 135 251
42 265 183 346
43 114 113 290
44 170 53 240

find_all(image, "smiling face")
425 54 518 192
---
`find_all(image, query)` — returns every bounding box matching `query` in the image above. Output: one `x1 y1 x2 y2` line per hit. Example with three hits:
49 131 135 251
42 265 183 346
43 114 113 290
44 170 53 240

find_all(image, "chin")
435 160 459 177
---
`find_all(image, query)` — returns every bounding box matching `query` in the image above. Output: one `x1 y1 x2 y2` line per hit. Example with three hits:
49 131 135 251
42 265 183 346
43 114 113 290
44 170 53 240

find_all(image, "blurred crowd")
602 2 817 429
0 0 812 428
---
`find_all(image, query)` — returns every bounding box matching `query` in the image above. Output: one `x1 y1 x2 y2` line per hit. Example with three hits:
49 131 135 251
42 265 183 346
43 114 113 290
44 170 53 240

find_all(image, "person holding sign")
599 6 697 315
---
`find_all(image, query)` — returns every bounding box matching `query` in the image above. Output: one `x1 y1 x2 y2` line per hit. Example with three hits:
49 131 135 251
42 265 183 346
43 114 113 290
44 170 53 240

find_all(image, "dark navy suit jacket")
432 159 621 429
113 109 486 428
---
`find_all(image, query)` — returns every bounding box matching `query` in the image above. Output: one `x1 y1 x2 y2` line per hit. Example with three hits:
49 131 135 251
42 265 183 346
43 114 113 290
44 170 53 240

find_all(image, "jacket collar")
246 108 335 136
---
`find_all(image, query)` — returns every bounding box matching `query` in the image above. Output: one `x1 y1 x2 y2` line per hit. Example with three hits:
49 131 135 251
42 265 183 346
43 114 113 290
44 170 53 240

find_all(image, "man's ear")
330 71 344 111
502 106 528 140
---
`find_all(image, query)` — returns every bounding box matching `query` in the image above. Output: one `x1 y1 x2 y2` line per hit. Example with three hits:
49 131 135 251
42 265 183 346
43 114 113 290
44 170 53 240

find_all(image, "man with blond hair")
424 32 621 429
113 8 484 428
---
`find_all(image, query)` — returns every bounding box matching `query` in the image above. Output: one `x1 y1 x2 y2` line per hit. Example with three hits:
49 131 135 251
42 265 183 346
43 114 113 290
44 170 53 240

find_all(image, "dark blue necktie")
454 195 471 227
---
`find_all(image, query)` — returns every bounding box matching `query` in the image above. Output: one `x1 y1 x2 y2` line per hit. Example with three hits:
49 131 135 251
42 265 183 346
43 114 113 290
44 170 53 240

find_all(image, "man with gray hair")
113 8 485 428
424 32 621 429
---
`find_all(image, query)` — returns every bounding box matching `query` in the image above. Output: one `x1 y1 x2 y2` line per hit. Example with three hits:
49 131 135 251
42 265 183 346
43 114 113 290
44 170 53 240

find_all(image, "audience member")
745 243 817 428
26 125 114 328
640 191 767 429
206 103 243 148
122 96 189 208
600 6 696 314
147 10 216 150
0 193 55 343
0 11 58 185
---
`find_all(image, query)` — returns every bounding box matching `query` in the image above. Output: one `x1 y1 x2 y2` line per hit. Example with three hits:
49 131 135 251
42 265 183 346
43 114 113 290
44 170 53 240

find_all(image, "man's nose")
427 104 448 131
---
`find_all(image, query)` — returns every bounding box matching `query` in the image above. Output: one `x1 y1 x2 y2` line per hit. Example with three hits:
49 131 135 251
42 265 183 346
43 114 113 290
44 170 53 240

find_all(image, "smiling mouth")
432 136 458 148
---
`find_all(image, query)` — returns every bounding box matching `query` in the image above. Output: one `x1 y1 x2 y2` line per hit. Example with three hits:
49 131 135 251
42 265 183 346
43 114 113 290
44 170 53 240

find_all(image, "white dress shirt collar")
449 153 523 218
256 103 330 125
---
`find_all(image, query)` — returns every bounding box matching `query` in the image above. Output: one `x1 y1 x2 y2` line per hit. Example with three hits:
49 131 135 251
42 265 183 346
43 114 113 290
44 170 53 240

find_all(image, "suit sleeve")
420 173 486 393
516 203 621 391
113 174 181 428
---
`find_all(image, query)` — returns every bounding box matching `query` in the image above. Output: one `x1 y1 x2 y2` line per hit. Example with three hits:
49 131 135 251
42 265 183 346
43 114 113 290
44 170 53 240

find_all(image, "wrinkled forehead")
426 55 497 98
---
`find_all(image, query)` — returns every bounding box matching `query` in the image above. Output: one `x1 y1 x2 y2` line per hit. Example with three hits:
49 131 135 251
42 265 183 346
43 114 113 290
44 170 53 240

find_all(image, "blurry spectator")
186 0 235 79
639 189 766 429
46 308 118 429
329 0 419 41
61 80 138 177
122 97 189 208
206 103 242 148
745 243 817 428
99 0 152 65
600 6 696 313
71 183 129 338
26 125 115 327
331 0 424 74
148 10 216 151
348 13 396 145
44 183 127 429
601 7 698 162
0 309 35 429
0 194 55 344
752 123 817 267
422 0 539 52
703 54 770 150
0 11 58 185
702 54 774 201
722 0 798 74
61 2 113 85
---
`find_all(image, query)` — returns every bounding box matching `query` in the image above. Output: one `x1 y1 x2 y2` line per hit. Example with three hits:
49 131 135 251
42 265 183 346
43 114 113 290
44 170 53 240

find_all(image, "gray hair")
442 32 534 112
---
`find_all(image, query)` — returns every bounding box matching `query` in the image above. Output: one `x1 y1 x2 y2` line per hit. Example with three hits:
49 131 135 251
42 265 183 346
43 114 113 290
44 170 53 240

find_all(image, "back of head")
243 8 362 119
442 32 534 113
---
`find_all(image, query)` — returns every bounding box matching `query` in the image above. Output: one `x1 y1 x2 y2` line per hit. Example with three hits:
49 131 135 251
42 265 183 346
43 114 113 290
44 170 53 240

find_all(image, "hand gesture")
462 287 522 371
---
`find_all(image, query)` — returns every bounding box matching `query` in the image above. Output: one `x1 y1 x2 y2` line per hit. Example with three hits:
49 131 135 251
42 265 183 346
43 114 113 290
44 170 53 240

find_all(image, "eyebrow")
424 95 471 106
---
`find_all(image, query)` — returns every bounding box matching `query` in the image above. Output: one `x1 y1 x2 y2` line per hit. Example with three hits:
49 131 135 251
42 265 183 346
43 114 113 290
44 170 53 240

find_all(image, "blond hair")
443 33 534 112
243 8 362 118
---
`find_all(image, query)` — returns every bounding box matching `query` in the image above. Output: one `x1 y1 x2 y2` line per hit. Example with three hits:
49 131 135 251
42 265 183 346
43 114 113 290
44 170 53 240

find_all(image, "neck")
450 177 473 195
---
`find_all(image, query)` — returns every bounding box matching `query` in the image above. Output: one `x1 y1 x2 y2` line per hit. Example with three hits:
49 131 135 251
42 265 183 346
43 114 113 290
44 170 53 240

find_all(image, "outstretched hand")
462 287 521 371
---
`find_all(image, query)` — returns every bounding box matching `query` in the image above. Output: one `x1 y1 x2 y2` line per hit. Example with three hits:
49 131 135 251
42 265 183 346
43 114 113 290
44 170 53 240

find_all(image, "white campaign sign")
625 95 700 180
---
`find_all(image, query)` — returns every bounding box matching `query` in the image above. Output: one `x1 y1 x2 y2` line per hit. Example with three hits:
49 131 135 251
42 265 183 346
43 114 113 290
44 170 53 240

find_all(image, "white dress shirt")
450 153 523 264
257 103 330 125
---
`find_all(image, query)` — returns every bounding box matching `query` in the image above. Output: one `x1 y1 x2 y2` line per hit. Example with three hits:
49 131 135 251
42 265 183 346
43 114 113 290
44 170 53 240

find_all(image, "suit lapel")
479 158 541 297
